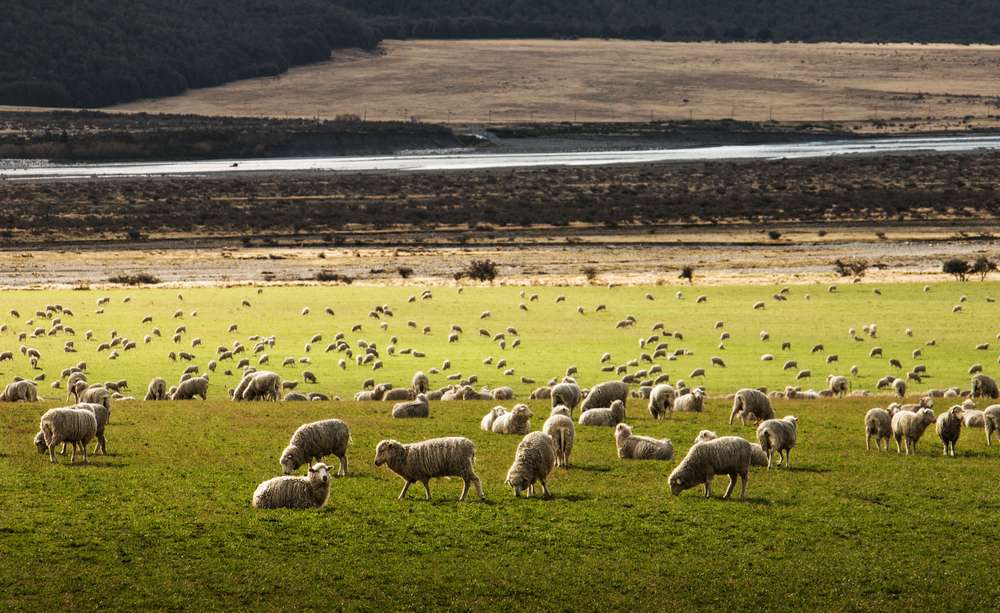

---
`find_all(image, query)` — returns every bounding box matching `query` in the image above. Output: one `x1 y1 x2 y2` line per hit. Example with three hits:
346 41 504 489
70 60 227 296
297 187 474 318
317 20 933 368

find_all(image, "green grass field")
2 281 1000 609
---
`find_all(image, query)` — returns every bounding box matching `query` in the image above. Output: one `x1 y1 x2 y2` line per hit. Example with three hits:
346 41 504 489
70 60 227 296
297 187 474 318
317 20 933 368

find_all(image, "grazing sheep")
543 407 575 468
550 382 581 411
38 407 97 464
693 430 768 467
668 436 752 500
171 376 209 400
756 416 797 469
729 389 774 425
79 385 110 410
647 384 676 420
673 388 705 412
252 463 331 509
391 394 429 418
892 408 936 455
240 371 281 401
783 360 797 371
505 432 557 498
796 369 812 380
936 406 965 457
864 408 893 452
491 404 533 434
827 375 849 397
972 374 999 399
412 371 429 394
615 423 673 460
574 378 629 412
374 437 484 501
892 378 907 398
579 399 626 427
480 406 506 432
280 419 350 476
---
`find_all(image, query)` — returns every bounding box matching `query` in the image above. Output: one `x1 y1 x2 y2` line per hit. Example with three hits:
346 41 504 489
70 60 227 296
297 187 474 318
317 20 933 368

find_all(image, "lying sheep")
673 388 705 412
383 388 415 402
580 380 628 412
579 399 626 427
615 423 673 460
984 405 1000 446
480 406 506 432
864 408 893 452
756 416 797 469
550 382 581 411
530 386 552 400
144 377 167 400
2 379 39 402
490 404 533 435
391 394 429 418
729 389 774 425
892 408 936 455
668 436 752 500
252 463 331 509
972 374 999 399
505 431 557 498
492 387 515 401
936 406 964 457
171 376 209 400
280 419 350 476
38 406 97 464
374 437 484 501
647 384 676 420
542 406 575 468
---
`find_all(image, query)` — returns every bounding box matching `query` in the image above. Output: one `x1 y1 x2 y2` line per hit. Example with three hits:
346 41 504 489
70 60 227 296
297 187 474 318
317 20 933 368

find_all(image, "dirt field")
111 40 1000 127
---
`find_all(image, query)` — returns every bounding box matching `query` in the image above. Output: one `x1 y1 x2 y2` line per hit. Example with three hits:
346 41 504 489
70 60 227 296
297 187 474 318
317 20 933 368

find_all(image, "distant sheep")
542 407 575 468
935 406 964 457
579 399 626 427
615 423 673 460
892 408 936 455
480 406 506 432
647 384 676 420
374 437 484 501
490 404 533 434
550 382 581 411
581 380 628 412
252 463 331 509
505 432 557 498
972 374 999 399
392 394 429 418
756 416 797 469
864 408 893 452
673 389 705 413
171 376 209 400
668 436 752 500
827 375 849 397
280 419 350 476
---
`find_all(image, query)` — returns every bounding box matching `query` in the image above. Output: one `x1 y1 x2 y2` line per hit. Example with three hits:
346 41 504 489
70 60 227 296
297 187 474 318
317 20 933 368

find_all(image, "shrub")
582 266 598 282
942 258 969 281
107 273 161 285
462 259 498 283
679 265 695 283
315 270 353 284
970 256 997 281
397 267 414 279
767 230 782 240
833 259 869 278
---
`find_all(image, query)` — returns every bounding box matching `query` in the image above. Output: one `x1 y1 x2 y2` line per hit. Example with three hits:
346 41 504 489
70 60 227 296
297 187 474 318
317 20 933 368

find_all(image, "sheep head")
374 440 403 467
307 463 330 485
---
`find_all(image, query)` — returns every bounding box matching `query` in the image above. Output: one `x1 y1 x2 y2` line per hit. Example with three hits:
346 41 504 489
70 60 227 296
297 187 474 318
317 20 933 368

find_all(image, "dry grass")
111 39 1000 126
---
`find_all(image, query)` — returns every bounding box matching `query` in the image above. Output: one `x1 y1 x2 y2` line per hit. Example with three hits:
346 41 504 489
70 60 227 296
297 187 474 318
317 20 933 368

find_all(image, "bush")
397 266 414 279
833 259 869 278
582 266 598 282
767 230 782 240
107 273 160 285
970 256 997 281
679 265 694 283
461 259 498 283
315 270 353 284
942 258 969 281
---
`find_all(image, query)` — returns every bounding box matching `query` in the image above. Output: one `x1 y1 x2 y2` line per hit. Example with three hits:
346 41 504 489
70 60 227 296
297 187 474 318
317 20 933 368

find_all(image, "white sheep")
542 406 575 468
864 408 892 452
580 380 628 412
412 371 429 394
891 408 936 455
252 463 331 509
374 437 484 501
38 407 97 464
144 377 167 401
490 404 533 435
729 389 774 425
550 382 581 412
668 436 752 500
693 430 768 467
756 416 797 469
935 406 964 457
280 419 350 476
615 423 673 460
505 431 557 498
578 399 626 427
391 394 429 418
480 406 506 432
673 388 705 412
972 374 999 399
827 375 849 397
983 405 1000 446
647 384 676 420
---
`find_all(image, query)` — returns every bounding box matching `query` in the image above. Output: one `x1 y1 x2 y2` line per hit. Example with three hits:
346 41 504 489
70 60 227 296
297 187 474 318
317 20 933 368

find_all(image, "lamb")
668 436 752 500
827 375 849 397
252 463 331 509
647 384 676 420
935 406 964 457
673 388 705 412
891 408 936 455
864 408 893 452
972 374 999 399
412 371 429 394
578 399 626 426
729 388 774 425
171 376 209 400
490 404 533 434
550 382 581 411
756 416 797 469
144 377 167 400
374 437 484 501
542 406 575 468
505 431 557 498
480 406 506 432
391 393 429 418
615 423 673 460
280 419 350 476
38 407 97 464
580 380 629 412
984 405 1000 446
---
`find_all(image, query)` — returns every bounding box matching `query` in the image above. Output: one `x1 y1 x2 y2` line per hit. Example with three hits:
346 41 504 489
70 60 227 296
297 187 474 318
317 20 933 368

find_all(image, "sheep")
972 374 999 399
615 423 673 460
984 405 1000 446
391 393 429 418
480 406 506 432
962 408 985 428
303 371 317 384
756 416 797 469
729 389 774 425
492 387 515 401
542 407 575 468
79 385 110 409
647 384 676 420
782 360 797 371
252 463 331 509
374 437 484 501
673 388 705 412
171 376 209 400
892 378 907 398
578 399 625 427
936 406 965 457
412 371 429 394
505 432 557 498
1 379 39 402
283 392 309 401
530 386 552 400
236 370 281 401
864 408 893 452
668 436 752 500
892 408 936 455
550 382 581 412
580 380 629 412
38 407 97 464
280 419 350 476
693 430 768 467
490 404 533 435
383 388 415 402
827 375 849 397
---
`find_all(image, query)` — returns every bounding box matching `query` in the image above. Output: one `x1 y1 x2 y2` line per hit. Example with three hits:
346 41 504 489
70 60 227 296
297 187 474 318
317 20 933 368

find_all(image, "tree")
942 258 969 281
462 259 498 283
679 265 694 283
970 256 997 281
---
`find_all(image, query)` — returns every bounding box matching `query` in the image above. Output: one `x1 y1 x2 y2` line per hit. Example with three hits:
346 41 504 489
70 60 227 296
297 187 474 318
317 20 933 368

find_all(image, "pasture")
2 281 1000 609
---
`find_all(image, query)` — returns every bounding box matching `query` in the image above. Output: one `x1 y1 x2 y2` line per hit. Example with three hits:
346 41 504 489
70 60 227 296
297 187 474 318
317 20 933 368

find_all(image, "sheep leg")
398 480 413 500
421 481 432 500
97 434 106 455
80 443 88 465
459 479 470 501
338 455 348 477
59 441 67 455
784 449 791 467
739 472 748 500
47 441 58 464
722 474 737 500
70 442 77 463
703 480 712 498
866 435 871 452
540 479 552 498
895 437 902 454
471 477 485 500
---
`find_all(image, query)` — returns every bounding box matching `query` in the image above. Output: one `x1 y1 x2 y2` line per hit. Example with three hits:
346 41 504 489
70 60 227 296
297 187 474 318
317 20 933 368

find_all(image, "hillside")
0 0 378 108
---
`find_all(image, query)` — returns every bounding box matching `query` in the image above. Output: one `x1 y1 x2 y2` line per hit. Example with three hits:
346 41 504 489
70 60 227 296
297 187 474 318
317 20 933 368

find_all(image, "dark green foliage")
107 272 161 285
462 259 499 282
942 258 969 281
970 256 997 281
679 265 694 283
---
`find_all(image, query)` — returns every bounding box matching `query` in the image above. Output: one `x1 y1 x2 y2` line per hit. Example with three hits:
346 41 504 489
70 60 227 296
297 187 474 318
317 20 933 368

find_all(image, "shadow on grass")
566 463 612 473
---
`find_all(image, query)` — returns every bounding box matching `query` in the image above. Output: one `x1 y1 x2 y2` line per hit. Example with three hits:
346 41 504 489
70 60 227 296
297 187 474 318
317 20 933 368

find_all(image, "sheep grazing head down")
669 473 693 497
374 440 404 467
280 445 302 475
34 431 48 454
505 473 531 497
